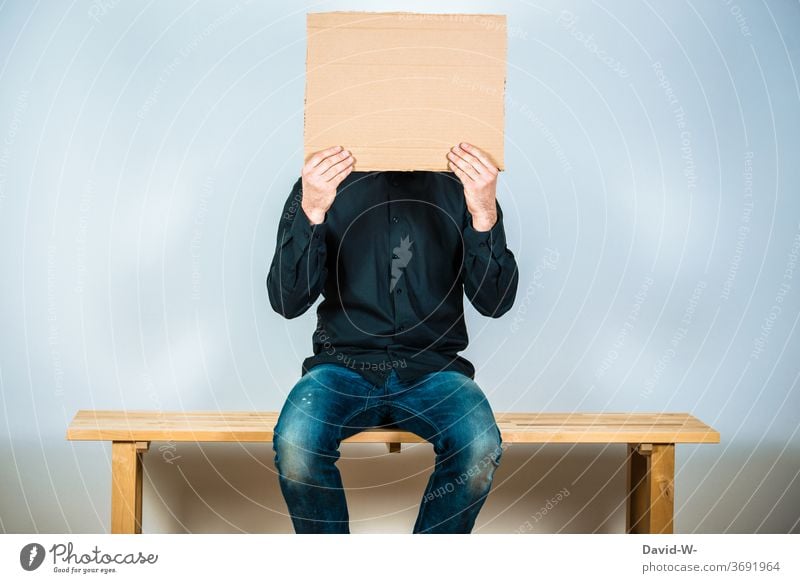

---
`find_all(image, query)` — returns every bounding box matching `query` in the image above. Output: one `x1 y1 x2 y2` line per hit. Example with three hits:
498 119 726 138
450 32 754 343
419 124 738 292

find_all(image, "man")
266 142 519 533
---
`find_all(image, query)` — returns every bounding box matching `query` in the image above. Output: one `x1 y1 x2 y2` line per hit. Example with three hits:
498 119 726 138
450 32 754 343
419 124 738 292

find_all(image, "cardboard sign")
303 11 507 171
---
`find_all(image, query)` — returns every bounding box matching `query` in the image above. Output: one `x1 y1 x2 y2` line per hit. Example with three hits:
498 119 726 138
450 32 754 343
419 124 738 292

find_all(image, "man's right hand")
301 145 354 224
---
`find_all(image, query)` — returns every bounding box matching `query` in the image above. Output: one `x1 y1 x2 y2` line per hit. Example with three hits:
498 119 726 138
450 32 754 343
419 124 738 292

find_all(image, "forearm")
266 182 329 318
462 204 519 317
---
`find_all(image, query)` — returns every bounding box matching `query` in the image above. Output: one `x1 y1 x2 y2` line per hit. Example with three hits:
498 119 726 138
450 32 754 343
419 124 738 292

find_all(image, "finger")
329 160 355 185
323 154 354 181
305 145 343 170
317 149 351 176
447 151 479 181
460 142 497 174
452 144 488 176
448 160 472 185
316 148 350 175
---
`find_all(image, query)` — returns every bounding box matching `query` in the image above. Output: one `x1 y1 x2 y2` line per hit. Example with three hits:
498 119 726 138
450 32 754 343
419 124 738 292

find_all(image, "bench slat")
66 410 720 444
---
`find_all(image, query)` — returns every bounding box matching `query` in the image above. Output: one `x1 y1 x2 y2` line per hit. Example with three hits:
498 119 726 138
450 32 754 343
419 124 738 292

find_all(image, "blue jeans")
272 364 504 533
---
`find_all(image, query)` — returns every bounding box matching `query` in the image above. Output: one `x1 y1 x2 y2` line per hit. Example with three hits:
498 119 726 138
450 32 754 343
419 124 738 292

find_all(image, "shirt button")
396 288 402 294
398 325 405 332
392 216 399 224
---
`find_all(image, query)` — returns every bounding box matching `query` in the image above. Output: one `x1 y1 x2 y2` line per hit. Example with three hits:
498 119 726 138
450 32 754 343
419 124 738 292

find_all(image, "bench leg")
625 443 674 534
111 441 149 534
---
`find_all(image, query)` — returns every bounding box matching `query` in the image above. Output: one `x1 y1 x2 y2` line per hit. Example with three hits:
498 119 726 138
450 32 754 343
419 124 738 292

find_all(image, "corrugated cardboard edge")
303 11 508 171
302 13 311 165
498 13 507 171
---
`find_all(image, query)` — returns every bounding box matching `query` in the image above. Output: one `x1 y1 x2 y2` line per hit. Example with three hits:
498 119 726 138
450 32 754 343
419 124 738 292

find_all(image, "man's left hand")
447 142 498 232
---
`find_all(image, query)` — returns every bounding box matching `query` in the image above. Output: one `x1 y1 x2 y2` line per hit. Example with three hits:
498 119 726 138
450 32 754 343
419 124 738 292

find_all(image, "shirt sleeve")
461 199 519 318
266 176 329 319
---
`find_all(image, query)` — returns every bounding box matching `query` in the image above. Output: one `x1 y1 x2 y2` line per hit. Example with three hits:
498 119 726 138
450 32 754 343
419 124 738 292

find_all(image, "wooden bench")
66 410 719 535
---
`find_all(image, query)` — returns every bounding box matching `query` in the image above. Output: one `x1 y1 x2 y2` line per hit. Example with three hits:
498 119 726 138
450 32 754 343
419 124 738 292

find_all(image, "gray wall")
1 0 798 534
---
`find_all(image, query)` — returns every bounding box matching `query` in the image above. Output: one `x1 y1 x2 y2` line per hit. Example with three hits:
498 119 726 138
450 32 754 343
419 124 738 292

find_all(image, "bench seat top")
66 410 720 444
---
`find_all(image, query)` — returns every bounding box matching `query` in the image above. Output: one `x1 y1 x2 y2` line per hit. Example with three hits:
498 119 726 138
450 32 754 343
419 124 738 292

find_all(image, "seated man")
266 143 519 533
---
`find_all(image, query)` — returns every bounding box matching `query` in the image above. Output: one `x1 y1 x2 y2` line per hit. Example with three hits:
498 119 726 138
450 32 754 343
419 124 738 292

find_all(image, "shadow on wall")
141 442 628 534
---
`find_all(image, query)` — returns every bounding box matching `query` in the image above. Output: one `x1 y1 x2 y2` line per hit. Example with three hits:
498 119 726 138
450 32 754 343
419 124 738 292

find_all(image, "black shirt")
266 170 519 387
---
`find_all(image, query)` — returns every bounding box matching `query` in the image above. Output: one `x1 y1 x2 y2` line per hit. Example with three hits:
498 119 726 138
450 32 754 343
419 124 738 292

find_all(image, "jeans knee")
273 432 306 482
450 427 503 493
469 429 503 468
273 427 336 484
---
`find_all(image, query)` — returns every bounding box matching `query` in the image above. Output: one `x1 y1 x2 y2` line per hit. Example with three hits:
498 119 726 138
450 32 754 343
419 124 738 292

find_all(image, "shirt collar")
380 171 431 192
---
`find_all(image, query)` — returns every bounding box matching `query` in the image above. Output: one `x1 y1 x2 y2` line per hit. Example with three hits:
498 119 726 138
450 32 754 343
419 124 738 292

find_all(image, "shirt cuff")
289 203 328 257
463 201 508 261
